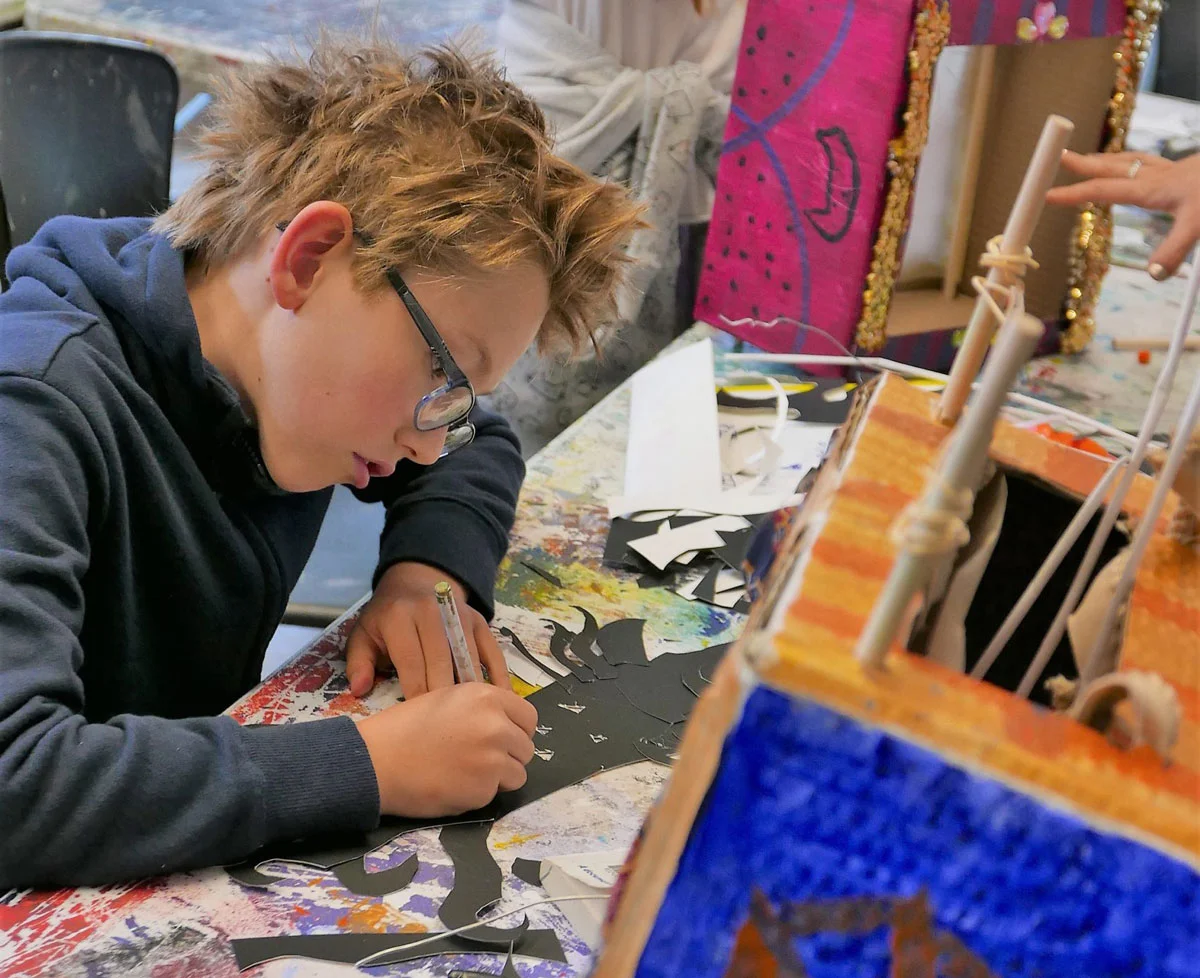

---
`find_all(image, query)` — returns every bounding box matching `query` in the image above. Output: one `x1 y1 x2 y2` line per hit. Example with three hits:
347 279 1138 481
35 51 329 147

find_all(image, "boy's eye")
431 354 447 381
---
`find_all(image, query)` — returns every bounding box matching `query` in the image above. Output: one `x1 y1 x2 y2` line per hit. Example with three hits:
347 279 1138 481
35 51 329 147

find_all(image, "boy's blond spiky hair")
155 35 644 352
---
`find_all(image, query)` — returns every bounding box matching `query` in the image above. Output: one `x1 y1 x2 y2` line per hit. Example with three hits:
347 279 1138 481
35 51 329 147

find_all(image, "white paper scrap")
623 339 722 500
627 515 750 571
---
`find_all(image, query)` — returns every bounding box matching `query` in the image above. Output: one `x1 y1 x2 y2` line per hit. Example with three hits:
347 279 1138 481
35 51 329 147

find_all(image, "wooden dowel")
1111 335 1200 352
1075 358 1200 690
943 45 997 302
856 309 1045 668
939 115 1075 425
969 455 1129 682
1015 250 1200 699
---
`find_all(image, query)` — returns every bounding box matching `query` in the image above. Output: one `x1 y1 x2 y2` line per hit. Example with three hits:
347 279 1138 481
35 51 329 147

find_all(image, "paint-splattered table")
0 328 743 978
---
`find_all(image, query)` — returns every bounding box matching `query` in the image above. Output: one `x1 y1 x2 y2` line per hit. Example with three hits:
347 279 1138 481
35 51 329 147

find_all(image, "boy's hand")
357 683 537 816
345 561 511 698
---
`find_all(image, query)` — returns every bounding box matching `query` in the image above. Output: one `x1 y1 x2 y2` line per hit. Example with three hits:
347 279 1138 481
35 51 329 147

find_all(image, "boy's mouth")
351 453 395 488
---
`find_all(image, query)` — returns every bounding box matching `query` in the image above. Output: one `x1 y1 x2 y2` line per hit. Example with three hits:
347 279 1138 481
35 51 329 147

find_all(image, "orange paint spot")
326 691 372 716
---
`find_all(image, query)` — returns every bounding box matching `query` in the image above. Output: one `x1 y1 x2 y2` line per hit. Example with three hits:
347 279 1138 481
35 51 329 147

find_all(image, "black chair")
0 31 179 259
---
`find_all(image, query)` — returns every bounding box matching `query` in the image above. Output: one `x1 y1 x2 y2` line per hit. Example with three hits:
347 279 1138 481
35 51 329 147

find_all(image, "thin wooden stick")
969 455 1130 681
1076 364 1200 690
943 45 997 301
856 307 1045 668
939 115 1075 425
1015 250 1200 699
1111 335 1200 352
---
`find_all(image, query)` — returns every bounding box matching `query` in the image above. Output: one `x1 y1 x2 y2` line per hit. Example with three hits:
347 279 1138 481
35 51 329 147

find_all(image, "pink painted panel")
696 0 917 355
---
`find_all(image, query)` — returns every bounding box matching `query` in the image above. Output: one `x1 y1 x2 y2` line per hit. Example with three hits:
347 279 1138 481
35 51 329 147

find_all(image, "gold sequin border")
854 1 950 352
1061 0 1162 354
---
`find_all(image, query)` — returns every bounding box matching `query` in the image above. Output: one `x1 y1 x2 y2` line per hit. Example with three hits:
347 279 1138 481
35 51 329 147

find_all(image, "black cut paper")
236 625 730 875
511 858 544 887
439 823 528 946
230 928 565 971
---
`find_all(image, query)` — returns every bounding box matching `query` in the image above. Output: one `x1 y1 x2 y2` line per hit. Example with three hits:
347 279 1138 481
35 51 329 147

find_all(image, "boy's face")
254 209 548 493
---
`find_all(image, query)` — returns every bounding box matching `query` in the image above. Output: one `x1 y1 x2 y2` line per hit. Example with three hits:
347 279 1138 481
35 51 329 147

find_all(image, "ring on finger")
1127 158 1144 179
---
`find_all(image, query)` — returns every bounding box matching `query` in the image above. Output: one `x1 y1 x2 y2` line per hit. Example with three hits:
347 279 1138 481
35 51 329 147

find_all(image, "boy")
0 37 642 887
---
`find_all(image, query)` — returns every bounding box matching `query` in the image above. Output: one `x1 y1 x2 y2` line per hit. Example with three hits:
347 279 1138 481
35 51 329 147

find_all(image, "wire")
718 314 866 387
355 894 612 968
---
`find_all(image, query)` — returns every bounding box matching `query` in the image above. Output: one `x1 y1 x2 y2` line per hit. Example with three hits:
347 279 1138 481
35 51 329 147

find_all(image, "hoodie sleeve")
0 375 380 888
353 405 525 619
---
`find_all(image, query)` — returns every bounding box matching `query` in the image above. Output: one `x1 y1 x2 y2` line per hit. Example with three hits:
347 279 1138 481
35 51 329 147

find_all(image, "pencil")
434 581 479 683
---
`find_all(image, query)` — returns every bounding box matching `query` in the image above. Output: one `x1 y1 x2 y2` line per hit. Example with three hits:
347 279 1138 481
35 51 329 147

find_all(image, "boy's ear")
270 201 356 311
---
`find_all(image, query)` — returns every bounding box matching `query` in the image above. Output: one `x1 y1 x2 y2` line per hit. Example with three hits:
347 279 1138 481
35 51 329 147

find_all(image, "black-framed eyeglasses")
276 221 476 458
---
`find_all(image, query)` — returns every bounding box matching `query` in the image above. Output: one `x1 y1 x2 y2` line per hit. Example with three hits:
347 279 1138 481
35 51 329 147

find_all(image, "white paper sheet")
623 339 722 499
608 491 803 519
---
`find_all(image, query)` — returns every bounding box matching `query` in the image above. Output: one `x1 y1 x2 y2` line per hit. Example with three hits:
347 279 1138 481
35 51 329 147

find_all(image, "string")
889 471 974 557
355 894 612 968
968 234 1040 327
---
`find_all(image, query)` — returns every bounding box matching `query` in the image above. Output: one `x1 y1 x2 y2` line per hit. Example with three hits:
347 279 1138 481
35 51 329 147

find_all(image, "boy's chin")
257 448 331 494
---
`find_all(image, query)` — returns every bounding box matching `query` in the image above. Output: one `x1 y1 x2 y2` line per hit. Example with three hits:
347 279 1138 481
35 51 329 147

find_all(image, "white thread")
355 894 612 968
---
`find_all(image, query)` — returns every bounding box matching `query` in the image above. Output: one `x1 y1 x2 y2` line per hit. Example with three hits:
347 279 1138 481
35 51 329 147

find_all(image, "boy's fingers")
497 757 530 793
415 603 456 690
345 626 386 697
501 693 539 736
474 619 511 688
380 612 426 700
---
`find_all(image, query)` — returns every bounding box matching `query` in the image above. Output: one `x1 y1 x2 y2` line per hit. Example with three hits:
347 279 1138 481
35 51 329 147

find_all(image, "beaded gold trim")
1061 0 1163 354
854 1 950 352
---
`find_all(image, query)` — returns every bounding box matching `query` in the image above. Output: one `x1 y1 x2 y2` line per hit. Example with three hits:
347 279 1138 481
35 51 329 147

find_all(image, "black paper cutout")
544 620 595 682
520 561 562 588
497 627 550 681
439 823 529 946
331 852 418 897
692 563 726 606
231 928 566 971
717 380 853 425
451 945 523 978
226 853 418 898
712 527 754 572
568 607 616 680
225 861 286 888
603 515 717 572
511 858 544 887
603 517 662 570
238 628 730 877
595 618 649 666
616 662 702 725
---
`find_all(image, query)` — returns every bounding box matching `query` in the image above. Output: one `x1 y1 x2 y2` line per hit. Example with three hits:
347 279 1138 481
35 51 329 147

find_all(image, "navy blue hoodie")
0 217 525 887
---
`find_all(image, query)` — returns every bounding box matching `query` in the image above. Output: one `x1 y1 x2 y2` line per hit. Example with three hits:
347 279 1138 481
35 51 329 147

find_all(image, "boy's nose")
399 426 448 466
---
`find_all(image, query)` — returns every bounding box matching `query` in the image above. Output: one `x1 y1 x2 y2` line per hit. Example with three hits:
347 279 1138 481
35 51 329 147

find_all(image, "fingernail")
1148 262 1168 281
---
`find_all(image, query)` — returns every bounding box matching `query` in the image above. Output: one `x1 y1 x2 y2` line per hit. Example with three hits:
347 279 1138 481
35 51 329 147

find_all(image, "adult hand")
345 561 511 698
1047 150 1200 281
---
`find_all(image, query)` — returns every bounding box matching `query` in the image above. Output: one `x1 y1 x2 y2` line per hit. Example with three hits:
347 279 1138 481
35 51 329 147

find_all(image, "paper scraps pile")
603 510 772 613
